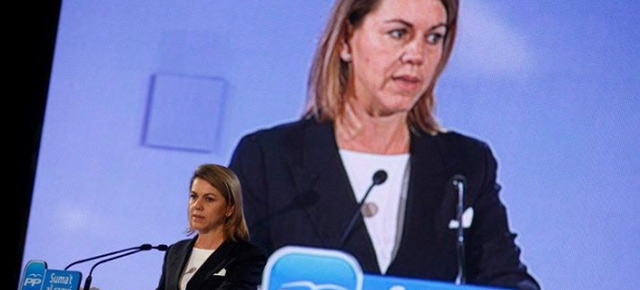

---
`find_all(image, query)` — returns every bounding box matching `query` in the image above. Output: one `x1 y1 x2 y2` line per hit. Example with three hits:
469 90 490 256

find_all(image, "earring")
341 52 352 62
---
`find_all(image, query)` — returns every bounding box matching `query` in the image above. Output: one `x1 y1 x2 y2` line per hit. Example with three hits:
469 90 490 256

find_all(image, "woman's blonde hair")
304 0 459 134
187 164 249 241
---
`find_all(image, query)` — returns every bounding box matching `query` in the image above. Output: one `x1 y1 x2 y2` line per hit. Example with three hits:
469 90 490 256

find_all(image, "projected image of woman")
230 0 539 289
156 164 266 290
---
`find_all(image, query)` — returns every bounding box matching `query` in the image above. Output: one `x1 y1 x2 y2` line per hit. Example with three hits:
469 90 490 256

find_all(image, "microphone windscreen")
140 244 153 250
156 244 169 251
372 170 388 185
451 174 467 186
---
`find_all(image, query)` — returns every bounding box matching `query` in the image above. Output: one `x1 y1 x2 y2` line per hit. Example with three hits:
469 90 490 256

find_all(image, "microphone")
451 174 467 285
339 169 388 247
82 244 167 290
65 243 155 270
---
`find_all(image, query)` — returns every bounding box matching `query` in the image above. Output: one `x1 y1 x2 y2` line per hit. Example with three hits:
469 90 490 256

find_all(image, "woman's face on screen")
341 0 447 116
188 178 232 235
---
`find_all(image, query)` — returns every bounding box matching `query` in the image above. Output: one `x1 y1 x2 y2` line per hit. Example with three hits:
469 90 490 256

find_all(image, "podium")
262 246 504 290
21 246 504 290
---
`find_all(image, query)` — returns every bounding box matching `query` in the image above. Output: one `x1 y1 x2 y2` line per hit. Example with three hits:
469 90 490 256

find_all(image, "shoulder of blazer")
234 118 335 173
409 129 496 185
434 130 491 154
171 238 195 249
430 130 494 165
167 238 195 257
226 240 267 259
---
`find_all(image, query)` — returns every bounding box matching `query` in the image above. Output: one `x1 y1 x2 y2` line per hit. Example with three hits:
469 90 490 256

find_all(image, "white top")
180 247 215 290
339 149 410 273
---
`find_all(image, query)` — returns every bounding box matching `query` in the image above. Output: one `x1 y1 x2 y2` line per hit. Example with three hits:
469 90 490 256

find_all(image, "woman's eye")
206 197 215 202
389 29 407 39
426 33 444 45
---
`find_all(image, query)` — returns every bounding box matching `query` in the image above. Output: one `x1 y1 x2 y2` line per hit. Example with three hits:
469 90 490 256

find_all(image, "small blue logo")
20 260 47 290
262 246 363 290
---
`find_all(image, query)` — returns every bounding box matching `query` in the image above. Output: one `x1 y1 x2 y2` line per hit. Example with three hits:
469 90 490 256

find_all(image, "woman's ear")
226 205 235 218
340 39 352 62
340 24 353 62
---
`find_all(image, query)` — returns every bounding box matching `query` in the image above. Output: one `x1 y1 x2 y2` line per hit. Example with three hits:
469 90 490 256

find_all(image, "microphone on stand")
451 174 467 285
339 169 388 248
82 244 167 290
65 243 154 270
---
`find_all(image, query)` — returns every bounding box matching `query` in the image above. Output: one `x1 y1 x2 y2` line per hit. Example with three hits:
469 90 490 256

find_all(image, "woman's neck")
335 100 410 154
194 229 225 250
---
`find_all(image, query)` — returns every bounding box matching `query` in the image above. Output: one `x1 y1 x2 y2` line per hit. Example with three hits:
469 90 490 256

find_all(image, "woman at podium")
156 164 266 289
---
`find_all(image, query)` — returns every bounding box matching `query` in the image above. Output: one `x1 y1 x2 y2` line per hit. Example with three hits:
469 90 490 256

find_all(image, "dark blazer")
156 238 266 290
229 118 540 290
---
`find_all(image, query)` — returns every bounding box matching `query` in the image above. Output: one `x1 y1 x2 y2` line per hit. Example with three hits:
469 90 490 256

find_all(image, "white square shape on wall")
143 73 226 152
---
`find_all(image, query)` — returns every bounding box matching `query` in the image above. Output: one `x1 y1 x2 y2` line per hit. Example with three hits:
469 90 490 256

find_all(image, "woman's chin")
372 102 414 117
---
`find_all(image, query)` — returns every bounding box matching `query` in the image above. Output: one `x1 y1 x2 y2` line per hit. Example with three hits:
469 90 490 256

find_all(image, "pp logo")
23 274 43 286
262 246 364 290
20 260 47 290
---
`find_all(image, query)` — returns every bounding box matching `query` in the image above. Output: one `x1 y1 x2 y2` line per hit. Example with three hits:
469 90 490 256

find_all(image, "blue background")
21 0 639 289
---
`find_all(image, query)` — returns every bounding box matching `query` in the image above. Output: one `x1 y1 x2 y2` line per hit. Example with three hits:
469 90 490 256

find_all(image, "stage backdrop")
22 0 639 289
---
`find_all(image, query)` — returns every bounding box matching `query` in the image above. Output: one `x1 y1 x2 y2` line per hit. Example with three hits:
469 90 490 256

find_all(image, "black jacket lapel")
290 119 379 273
187 240 235 290
387 132 454 277
167 238 195 289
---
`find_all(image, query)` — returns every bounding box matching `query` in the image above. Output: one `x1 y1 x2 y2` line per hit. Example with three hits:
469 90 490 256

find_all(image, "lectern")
261 246 505 290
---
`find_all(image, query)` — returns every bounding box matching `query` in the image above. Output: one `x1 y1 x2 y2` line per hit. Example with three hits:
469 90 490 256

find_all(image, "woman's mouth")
392 75 421 91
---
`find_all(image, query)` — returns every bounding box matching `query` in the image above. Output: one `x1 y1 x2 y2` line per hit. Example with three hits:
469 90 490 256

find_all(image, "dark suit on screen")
229 118 539 289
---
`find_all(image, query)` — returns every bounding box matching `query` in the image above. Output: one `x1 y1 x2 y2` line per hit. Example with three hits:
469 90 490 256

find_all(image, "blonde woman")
230 0 539 289
157 164 266 290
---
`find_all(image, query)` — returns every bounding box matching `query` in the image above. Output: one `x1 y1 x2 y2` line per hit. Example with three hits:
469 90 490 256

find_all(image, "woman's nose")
192 199 204 209
401 40 424 65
